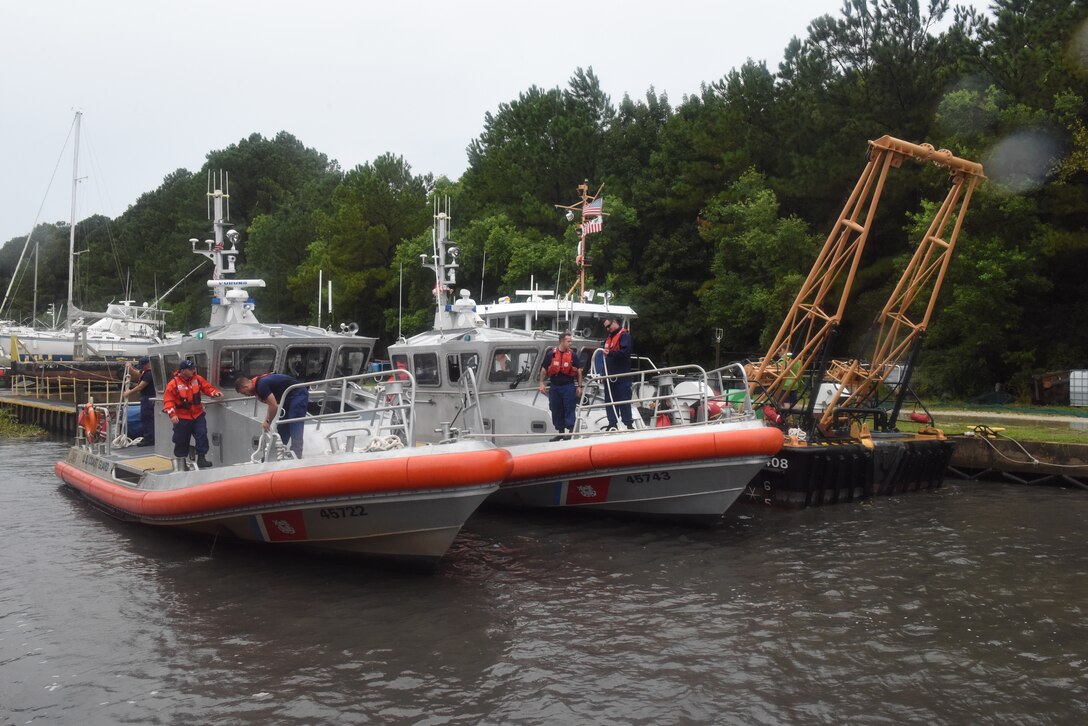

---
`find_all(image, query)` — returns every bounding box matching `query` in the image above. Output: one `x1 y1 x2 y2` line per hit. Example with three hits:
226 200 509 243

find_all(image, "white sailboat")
0 112 166 366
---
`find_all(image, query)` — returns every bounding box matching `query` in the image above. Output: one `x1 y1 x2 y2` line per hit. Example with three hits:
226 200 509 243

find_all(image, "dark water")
2 438 1086 725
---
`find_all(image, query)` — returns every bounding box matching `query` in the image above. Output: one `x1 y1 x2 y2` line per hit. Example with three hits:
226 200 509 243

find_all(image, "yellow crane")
749 135 985 438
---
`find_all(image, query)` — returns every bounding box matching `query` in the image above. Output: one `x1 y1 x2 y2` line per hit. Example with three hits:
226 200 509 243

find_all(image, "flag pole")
578 182 589 301
555 181 604 304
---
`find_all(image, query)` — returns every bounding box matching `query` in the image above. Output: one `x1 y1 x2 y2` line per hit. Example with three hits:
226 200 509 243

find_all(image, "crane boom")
821 141 985 429
751 135 984 435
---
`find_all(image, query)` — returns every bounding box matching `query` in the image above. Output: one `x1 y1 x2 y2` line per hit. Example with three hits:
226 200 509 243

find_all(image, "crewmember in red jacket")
162 359 222 469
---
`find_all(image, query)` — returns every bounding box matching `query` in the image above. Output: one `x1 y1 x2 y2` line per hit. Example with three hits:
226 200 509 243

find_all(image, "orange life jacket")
164 372 217 420
546 347 575 377
604 328 629 353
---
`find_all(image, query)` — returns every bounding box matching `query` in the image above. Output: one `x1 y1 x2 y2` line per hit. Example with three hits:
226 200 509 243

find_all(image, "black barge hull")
744 434 954 508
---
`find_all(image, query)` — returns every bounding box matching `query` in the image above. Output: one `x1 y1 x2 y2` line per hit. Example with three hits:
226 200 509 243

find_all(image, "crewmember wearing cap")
124 356 157 446
162 359 222 469
234 373 309 458
599 315 635 430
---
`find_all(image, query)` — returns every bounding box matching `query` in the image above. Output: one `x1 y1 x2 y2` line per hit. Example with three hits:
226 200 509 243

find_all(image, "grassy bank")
0 408 46 438
897 404 1088 445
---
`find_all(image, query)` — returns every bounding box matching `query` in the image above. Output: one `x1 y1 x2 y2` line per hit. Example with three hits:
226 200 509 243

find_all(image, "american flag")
584 196 603 217
580 218 603 235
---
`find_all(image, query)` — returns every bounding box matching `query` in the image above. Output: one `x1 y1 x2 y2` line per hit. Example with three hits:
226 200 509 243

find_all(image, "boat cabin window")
583 318 616 341
285 345 332 382
489 348 537 383
447 352 480 383
508 314 526 331
577 346 595 373
190 353 210 380
487 316 503 328
151 355 171 388
391 354 409 381
412 352 440 386
334 345 372 378
533 313 558 331
218 346 277 387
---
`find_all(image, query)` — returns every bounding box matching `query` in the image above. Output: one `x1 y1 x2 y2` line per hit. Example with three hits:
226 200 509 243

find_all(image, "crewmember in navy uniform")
600 314 634 430
538 332 583 440
234 373 309 458
162 359 222 468
125 356 156 446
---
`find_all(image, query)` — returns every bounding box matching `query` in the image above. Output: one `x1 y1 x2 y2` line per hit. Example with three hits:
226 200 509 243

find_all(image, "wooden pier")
1 373 128 437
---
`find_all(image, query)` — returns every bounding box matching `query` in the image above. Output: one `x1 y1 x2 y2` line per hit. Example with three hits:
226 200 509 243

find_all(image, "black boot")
197 454 212 469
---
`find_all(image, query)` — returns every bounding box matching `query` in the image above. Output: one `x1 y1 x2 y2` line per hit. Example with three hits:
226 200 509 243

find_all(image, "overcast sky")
0 1 984 246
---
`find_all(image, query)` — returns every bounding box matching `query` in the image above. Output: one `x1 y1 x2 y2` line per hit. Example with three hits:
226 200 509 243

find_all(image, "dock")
1 372 129 438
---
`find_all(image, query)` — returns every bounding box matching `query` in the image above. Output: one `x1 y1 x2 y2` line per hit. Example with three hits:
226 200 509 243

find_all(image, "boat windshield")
412 352 440 386
335 345 372 377
218 346 277 386
447 352 480 383
489 348 537 383
285 345 332 382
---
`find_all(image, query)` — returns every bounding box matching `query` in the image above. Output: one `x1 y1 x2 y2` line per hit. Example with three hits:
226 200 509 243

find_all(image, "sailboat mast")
32 242 38 326
66 111 82 326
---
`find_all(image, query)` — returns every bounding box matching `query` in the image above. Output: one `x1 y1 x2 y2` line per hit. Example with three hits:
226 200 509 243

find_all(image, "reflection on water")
2 439 1086 724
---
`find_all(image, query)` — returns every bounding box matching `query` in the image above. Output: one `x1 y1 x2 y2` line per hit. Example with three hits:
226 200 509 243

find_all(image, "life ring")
78 403 101 443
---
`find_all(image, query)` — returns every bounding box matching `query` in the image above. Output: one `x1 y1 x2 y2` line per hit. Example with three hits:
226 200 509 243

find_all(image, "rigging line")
0 116 78 319
147 258 210 311
968 426 1088 471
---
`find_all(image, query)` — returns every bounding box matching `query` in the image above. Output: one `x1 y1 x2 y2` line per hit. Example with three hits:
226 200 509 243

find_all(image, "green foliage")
462 68 613 229
305 153 433 336
696 170 822 352
0 407 45 438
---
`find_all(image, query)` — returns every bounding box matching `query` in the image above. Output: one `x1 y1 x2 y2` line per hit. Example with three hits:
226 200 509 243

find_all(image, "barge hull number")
626 472 672 484
319 506 368 519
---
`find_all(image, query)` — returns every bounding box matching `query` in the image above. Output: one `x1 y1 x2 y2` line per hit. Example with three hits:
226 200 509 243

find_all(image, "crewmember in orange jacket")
162 359 222 469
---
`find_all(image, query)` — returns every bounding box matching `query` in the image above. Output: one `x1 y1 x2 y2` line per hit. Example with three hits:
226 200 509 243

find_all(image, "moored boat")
492 422 782 524
53 176 510 567
54 397 510 566
385 197 784 523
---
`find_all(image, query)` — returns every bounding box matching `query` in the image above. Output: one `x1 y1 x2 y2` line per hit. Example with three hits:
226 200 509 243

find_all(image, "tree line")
2 0 1085 400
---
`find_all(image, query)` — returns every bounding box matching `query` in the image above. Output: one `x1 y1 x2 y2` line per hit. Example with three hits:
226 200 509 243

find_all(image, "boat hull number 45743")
626 472 672 484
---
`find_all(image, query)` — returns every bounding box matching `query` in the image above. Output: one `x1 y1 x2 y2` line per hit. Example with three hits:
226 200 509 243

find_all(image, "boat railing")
578 351 755 432
704 361 756 417
440 367 487 441
74 402 117 453
263 369 418 460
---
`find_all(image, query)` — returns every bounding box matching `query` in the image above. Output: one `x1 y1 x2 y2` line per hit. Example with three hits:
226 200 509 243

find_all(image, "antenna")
398 260 404 340
480 243 486 301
